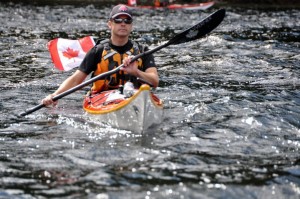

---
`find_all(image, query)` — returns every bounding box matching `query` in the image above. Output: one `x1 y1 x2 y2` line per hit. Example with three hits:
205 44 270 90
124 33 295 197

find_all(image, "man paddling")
42 4 159 106
154 0 171 7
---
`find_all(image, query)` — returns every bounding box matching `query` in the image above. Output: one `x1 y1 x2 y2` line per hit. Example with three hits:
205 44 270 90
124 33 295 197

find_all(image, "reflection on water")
0 1 300 198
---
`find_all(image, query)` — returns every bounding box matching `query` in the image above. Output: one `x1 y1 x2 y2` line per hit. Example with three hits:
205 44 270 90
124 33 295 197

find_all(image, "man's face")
108 15 133 37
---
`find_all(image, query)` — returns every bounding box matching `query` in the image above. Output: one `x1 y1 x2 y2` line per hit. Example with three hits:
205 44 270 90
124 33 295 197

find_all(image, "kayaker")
41 4 159 106
154 0 170 7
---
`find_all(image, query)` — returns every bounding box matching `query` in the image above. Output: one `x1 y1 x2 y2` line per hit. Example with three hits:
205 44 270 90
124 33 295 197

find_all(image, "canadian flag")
48 36 95 71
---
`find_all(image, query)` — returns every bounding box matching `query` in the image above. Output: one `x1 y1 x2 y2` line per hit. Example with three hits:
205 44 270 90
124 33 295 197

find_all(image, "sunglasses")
112 18 133 24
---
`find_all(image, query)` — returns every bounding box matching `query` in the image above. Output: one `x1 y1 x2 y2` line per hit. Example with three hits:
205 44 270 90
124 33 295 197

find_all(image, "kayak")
83 84 163 133
168 2 214 10
127 1 214 11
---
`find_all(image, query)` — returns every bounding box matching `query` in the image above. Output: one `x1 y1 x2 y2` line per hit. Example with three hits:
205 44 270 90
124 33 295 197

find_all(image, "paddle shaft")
20 9 226 117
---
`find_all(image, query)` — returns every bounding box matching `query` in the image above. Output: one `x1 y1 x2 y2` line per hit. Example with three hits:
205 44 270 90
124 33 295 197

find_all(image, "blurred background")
2 0 300 8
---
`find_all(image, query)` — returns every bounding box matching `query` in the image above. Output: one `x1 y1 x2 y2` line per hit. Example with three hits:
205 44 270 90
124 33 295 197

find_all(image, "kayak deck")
83 84 163 133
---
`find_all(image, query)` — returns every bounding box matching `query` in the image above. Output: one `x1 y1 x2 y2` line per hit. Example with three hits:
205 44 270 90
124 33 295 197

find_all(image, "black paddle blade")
168 9 226 45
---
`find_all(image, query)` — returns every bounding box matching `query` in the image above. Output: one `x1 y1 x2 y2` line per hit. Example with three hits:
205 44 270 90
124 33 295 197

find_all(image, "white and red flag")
48 36 95 71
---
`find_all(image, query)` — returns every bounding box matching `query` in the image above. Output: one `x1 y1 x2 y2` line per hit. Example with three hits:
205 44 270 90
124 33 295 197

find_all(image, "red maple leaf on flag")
62 47 79 59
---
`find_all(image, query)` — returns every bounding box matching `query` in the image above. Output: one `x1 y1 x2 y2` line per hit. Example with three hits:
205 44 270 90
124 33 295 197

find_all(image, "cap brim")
111 13 132 19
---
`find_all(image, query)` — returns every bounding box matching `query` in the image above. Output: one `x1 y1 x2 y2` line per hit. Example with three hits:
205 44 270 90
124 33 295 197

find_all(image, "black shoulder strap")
94 39 109 52
91 39 109 64
95 38 110 45
90 39 109 79
133 40 145 54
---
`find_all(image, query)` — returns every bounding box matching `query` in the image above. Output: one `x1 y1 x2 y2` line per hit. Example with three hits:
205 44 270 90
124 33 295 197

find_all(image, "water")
1 2 300 198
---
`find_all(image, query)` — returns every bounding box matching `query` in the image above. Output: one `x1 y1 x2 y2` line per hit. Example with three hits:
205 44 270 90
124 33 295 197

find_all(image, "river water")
1 2 300 199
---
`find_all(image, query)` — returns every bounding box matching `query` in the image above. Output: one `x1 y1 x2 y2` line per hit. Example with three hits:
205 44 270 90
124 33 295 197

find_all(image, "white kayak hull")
83 84 163 133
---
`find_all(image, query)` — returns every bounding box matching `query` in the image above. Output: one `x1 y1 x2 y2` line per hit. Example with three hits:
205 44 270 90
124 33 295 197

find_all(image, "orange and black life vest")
91 40 144 92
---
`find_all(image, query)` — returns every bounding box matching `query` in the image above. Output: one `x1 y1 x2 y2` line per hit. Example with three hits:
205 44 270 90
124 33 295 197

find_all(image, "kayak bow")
83 84 163 133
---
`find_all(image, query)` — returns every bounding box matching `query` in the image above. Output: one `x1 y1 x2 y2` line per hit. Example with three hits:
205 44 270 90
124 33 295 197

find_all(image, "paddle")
20 9 226 117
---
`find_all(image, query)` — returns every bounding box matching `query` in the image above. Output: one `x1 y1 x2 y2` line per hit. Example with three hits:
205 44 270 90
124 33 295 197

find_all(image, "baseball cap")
109 4 133 19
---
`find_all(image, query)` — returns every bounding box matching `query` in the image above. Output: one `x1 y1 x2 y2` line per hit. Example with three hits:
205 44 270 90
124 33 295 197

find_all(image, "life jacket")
91 40 144 92
154 0 160 7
